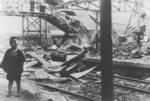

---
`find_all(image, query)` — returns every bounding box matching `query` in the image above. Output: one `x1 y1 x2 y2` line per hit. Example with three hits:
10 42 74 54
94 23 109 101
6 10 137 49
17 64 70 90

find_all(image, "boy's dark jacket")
0 49 25 73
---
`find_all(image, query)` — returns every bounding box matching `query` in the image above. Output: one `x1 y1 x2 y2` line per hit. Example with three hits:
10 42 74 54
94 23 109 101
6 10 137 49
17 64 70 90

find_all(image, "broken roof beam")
44 0 64 6
61 48 88 67
56 0 97 8
41 12 88 34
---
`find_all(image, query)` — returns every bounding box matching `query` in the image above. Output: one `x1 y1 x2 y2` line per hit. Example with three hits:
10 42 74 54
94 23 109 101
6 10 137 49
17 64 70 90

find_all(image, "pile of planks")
23 47 96 83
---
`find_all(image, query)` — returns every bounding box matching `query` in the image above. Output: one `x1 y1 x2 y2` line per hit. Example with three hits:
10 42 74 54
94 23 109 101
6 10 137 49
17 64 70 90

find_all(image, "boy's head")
9 37 19 49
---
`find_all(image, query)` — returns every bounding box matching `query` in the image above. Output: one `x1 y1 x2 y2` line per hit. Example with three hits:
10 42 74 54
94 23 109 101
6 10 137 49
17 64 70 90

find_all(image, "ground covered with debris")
1 34 150 101
0 72 39 101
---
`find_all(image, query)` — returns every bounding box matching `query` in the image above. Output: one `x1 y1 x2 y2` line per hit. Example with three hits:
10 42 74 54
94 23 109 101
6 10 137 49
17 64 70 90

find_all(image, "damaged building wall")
112 0 150 40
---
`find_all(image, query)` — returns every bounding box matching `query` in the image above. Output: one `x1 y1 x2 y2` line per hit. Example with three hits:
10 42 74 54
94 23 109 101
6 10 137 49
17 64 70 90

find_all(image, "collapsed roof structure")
0 0 150 45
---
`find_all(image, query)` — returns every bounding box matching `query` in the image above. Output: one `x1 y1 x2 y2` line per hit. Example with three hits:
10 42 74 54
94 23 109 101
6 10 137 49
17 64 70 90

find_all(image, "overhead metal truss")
22 14 47 46
55 0 99 12
0 0 147 47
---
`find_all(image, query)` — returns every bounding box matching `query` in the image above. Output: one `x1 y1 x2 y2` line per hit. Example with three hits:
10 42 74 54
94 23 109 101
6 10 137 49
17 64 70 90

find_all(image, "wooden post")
22 15 24 45
96 11 99 51
27 16 29 40
39 17 42 45
100 0 113 101
45 20 47 46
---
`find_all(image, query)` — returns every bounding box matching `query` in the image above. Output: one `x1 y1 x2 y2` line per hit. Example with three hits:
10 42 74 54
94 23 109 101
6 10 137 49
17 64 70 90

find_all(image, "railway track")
82 57 150 79
35 71 150 101
31 56 150 101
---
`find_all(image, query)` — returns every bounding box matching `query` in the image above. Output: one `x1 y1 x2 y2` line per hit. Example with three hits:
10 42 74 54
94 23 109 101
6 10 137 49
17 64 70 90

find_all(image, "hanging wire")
123 0 139 36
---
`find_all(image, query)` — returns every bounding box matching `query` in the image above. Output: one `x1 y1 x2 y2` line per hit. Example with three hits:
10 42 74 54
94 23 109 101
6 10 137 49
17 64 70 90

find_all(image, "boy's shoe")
14 93 21 97
6 93 12 97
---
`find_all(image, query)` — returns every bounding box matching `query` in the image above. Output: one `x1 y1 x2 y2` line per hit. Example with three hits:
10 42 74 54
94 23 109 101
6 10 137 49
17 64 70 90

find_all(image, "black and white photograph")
0 0 150 101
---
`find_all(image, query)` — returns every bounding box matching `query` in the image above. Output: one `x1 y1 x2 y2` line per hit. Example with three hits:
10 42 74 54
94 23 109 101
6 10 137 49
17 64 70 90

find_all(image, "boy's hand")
2 67 7 73
3 69 7 73
0 65 6 72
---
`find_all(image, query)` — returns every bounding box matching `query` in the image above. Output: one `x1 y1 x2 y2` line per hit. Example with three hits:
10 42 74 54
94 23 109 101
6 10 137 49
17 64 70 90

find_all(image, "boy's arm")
19 50 25 73
20 51 25 63
0 50 8 72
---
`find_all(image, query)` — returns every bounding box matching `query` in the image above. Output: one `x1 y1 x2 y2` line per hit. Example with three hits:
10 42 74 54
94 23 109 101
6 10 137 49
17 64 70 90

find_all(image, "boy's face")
10 39 19 49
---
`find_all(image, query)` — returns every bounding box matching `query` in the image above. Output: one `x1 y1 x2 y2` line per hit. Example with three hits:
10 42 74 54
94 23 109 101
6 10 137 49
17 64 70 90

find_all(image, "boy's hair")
9 36 19 42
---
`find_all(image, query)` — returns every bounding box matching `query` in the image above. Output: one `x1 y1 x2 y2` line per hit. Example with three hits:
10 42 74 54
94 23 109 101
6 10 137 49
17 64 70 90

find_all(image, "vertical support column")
96 11 98 50
22 15 25 45
96 11 99 51
45 20 48 46
39 17 42 45
27 15 29 40
100 0 113 101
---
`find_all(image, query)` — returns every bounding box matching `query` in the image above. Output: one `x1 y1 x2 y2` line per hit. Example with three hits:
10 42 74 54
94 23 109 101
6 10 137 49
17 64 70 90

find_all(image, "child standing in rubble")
0 37 25 97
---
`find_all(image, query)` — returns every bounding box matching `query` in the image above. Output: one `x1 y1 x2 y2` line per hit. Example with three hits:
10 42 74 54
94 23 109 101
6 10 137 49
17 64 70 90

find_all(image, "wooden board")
61 48 88 66
26 52 65 72
71 66 96 78
24 60 38 68
82 56 150 70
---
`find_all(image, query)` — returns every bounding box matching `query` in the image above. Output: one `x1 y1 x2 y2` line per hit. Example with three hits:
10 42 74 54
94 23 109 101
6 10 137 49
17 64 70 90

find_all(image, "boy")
1 37 25 97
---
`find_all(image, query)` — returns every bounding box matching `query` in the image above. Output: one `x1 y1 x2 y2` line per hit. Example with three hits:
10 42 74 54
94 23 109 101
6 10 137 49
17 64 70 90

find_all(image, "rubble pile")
113 42 137 59
1 33 150 101
112 34 150 59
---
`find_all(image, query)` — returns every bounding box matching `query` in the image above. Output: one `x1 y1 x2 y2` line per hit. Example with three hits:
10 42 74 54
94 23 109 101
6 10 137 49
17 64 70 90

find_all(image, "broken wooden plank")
87 72 150 86
24 69 36 73
84 75 100 80
29 76 70 83
82 56 150 79
50 51 66 62
45 66 96 82
61 48 88 67
26 52 65 72
28 71 71 83
26 52 51 67
24 60 39 68
47 64 77 73
70 66 96 78
66 64 77 71
46 66 66 73
83 56 150 70
56 66 96 82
